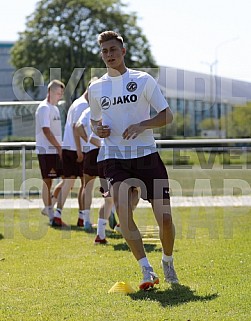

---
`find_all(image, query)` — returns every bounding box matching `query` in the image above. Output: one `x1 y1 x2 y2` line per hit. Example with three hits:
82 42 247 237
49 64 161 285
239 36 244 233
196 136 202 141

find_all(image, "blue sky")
1 0 250 82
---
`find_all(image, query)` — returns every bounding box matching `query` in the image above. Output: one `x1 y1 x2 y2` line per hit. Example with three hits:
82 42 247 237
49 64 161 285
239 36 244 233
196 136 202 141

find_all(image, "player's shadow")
113 242 162 252
68 225 96 233
129 283 218 307
106 230 123 239
66 226 123 240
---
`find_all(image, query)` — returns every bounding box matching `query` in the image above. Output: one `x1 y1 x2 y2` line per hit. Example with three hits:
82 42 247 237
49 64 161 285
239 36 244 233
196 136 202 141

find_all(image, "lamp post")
201 60 217 134
214 36 239 77
214 37 239 138
201 37 239 138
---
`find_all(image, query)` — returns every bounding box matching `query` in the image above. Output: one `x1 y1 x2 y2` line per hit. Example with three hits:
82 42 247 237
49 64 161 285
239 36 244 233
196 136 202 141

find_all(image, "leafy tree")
157 112 191 138
11 0 157 106
223 103 251 138
199 118 217 130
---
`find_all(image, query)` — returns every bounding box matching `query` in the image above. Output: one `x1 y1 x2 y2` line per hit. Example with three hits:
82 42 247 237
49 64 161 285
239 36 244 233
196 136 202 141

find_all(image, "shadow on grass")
106 230 123 239
113 242 162 252
67 225 97 233
129 283 218 307
65 226 123 240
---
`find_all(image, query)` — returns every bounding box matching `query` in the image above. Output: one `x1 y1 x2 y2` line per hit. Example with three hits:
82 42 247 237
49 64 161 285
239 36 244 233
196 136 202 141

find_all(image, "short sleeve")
144 74 169 113
37 105 50 128
89 85 102 121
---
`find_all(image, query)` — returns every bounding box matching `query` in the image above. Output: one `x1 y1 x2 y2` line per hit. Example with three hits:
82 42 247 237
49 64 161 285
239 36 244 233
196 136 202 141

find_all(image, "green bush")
1 136 35 142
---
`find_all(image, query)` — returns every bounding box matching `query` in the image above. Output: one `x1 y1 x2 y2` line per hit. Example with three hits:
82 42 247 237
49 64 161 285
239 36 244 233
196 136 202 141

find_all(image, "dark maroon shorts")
100 152 170 201
83 148 100 177
62 149 84 178
38 154 63 179
97 159 109 197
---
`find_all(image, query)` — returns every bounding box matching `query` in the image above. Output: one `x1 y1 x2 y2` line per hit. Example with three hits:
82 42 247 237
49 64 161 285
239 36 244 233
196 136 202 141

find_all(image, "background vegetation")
11 0 157 103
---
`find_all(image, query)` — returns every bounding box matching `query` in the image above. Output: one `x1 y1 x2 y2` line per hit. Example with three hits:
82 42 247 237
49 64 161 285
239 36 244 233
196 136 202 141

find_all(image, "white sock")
97 218 108 239
82 209 91 223
162 254 173 263
138 257 151 268
54 208 62 218
79 210 84 219
44 205 50 211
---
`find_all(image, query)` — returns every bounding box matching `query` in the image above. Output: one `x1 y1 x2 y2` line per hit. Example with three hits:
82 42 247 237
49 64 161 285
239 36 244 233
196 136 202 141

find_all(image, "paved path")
0 196 251 209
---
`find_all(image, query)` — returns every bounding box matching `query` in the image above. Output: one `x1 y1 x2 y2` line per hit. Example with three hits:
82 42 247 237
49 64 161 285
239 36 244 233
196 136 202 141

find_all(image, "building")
158 66 251 137
0 42 46 101
0 41 18 101
1 41 251 140
0 42 46 140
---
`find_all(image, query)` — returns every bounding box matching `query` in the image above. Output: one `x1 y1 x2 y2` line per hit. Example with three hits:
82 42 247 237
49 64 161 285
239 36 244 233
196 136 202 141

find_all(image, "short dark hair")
98 30 124 47
47 79 65 91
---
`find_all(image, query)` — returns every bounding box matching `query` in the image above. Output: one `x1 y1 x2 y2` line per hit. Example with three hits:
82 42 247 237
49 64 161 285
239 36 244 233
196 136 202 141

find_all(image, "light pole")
214 36 239 77
200 60 217 130
214 37 239 138
201 36 239 138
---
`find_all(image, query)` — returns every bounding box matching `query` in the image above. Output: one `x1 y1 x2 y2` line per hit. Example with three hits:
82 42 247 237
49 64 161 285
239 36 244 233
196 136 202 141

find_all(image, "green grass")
1 206 250 321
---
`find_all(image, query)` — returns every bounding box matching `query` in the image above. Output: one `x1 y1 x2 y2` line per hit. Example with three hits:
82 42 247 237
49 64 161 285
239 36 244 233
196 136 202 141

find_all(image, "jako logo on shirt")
100 95 138 109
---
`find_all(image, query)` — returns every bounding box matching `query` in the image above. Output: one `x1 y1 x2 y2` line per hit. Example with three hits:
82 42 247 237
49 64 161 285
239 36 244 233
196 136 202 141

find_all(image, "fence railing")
1 139 251 198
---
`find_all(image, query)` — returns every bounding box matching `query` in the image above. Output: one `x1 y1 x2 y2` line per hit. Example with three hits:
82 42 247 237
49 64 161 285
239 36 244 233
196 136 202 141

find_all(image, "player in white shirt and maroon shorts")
75 107 116 242
35 80 65 226
53 90 90 227
89 31 179 290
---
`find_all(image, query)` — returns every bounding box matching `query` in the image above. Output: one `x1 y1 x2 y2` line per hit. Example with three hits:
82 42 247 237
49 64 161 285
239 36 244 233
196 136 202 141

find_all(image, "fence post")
22 145 26 198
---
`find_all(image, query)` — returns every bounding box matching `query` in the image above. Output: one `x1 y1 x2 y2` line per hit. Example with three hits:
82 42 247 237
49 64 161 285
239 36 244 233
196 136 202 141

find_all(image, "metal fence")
0 139 251 198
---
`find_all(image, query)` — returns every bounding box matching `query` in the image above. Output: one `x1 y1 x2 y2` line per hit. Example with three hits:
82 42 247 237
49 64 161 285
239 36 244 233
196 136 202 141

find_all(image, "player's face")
100 39 126 70
49 87 64 104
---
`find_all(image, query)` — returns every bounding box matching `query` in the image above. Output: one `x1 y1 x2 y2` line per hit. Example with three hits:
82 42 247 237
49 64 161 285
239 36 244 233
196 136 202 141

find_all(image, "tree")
223 103 251 138
157 112 191 138
199 118 218 130
11 0 157 105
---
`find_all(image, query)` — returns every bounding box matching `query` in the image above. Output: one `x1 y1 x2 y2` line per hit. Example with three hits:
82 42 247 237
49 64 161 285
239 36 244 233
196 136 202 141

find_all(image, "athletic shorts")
62 149 84 178
97 160 110 197
83 148 100 177
100 152 170 201
38 154 63 179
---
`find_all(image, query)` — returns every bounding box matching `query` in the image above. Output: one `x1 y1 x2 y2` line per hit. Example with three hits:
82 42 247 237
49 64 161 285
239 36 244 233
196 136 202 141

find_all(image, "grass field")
0 206 250 321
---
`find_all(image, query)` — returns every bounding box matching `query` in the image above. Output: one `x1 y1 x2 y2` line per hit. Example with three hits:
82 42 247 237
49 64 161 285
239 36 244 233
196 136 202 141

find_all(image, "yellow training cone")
108 281 136 294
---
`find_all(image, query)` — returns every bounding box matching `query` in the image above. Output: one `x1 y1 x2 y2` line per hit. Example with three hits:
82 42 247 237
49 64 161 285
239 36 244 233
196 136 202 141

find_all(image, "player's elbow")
165 108 173 125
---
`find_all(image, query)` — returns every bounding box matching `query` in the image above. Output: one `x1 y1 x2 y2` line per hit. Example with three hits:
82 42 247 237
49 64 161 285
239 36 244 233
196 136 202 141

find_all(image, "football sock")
97 218 108 239
82 209 91 223
138 257 151 268
78 210 84 220
162 254 173 263
54 208 62 218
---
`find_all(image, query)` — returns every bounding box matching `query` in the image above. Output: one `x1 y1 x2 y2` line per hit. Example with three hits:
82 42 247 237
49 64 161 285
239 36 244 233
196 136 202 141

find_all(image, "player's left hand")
76 150 83 162
122 123 144 140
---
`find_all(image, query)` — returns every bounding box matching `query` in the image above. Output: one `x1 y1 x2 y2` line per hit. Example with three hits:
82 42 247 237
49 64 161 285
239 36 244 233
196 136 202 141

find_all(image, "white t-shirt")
62 95 89 151
89 68 169 160
78 107 100 153
35 99 62 154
